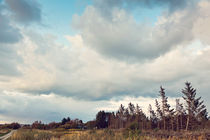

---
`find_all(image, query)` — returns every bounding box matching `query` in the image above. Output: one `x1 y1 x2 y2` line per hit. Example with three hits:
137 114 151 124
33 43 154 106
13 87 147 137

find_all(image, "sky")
0 0 210 124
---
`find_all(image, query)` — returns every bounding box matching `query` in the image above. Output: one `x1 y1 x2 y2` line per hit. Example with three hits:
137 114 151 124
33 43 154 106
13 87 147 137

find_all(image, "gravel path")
0 130 16 140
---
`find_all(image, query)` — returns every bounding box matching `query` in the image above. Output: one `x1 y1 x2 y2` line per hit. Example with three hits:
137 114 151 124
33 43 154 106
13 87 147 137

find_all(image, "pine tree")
159 86 174 130
182 82 207 130
124 108 130 123
149 104 157 129
194 97 208 123
96 111 109 128
118 104 125 128
136 104 146 130
135 104 142 129
67 117 71 122
61 118 67 125
128 102 135 122
155 99 162 129
128 102 135 115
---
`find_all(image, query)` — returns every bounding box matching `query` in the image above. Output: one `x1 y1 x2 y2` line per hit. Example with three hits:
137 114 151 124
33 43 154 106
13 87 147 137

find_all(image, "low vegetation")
8 128 210 140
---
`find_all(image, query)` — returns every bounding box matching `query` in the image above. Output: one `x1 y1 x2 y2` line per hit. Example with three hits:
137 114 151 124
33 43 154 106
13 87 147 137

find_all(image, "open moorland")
6 128 210 140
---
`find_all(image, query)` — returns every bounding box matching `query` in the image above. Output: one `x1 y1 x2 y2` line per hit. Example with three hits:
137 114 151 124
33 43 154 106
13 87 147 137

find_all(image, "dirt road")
0 130 16 140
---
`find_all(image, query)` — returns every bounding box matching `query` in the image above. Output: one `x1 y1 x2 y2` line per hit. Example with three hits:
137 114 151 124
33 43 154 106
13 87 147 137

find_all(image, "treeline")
88 82 209 131
21 118 84 130
0 118 84 130
0 122 20 129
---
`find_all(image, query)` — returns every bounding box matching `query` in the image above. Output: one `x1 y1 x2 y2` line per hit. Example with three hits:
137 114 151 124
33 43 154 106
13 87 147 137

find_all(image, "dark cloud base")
5 0 41 23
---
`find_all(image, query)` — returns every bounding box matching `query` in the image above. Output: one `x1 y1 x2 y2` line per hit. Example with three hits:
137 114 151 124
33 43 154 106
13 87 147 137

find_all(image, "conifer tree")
159 86 174 130
118 104 125 128
128 102 135 122
136 104 146 129
149 104 157 129
182 82 207 130
155 99 162 129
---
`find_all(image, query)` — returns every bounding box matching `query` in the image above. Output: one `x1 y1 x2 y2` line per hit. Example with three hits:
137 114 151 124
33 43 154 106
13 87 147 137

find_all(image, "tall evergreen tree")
182 82 207 130
96 111 109 128
159 86 174 130
136 104 147 129
175 99 184 130
128 102 135 122
149 104 157 129
155 99 162 129
61 118 67 125
118 104 125 128
128 102 135 116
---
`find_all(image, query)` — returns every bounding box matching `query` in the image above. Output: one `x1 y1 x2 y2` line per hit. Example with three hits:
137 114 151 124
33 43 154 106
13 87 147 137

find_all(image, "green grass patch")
0 129 11 137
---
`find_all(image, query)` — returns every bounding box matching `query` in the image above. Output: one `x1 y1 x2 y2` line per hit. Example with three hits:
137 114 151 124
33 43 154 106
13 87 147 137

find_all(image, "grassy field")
7 128 210 140
0 129 11 137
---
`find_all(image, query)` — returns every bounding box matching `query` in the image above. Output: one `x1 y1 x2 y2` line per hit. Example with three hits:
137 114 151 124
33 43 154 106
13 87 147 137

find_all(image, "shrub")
104 129 114 136
128 122 139 130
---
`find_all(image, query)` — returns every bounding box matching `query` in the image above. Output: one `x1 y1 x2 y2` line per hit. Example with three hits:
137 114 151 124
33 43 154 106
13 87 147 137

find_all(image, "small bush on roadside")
104 128 114 136
128 122 140 130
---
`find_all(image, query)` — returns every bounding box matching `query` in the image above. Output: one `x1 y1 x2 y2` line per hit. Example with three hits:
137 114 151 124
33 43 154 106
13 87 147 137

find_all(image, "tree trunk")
163 117 166 130
176 115 179 131
171 118 174 131
142 121 144 130
180 115 183 130
186 115 189 131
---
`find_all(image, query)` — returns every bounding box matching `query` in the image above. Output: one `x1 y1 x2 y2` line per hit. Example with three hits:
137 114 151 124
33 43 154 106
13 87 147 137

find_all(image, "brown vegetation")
8 128 210 140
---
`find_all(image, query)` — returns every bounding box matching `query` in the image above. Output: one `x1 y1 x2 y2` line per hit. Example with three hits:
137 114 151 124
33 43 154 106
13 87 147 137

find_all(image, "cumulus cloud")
0 4 22 76
93 0 194 17
0 90 178 123
0 0 43 76
0 89 208 124
0 44 22 76
72 1 198 61
0 90 99 123
1 0 210 101
0 0 210 122
193 0 210 45
0 6 22 43
1 0 209 101
1 29 210 103
5 0 41 23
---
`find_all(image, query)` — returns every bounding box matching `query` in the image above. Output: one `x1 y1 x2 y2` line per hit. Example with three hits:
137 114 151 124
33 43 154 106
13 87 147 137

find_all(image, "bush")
104 129 114 136
128 122 139 130
123 128 141 139
10 123 21 129
88 129 96 135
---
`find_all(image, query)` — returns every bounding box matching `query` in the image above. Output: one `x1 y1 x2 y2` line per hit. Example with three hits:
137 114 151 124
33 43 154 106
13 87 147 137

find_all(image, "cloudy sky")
0 0 210 124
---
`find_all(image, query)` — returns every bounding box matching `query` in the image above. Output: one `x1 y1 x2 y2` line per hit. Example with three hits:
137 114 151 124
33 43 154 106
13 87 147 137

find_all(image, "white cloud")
193 1 210 45
72 3 196 61
0 30 209 105
0 0 210 122
0 90 162 123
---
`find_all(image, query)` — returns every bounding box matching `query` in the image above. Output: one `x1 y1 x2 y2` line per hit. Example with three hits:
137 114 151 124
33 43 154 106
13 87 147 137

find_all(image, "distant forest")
1 82 209 131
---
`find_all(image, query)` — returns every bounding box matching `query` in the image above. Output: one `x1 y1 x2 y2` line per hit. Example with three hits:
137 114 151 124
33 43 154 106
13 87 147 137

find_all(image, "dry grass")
7 128 210 140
